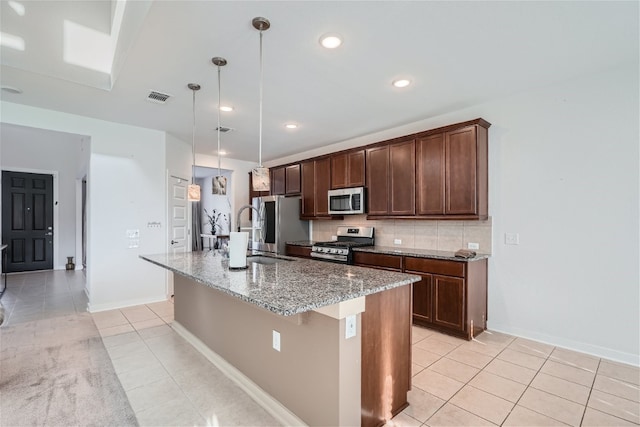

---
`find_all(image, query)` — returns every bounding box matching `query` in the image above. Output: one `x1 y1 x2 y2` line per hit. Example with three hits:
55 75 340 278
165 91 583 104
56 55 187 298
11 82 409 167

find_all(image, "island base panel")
174 274 361 427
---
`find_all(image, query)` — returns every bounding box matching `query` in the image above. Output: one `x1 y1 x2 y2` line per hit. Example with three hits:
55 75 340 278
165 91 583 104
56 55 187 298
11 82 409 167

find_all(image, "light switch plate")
394 239 402 245
505 233 520 245
345 315 356 339
126 229 140 239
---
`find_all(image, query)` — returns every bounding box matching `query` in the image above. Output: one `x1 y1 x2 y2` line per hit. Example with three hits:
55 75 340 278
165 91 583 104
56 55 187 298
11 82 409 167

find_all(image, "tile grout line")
495 342 555 426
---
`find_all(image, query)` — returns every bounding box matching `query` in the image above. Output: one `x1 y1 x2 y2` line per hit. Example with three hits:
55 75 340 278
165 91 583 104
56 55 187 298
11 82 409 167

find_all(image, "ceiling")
1 1 637 163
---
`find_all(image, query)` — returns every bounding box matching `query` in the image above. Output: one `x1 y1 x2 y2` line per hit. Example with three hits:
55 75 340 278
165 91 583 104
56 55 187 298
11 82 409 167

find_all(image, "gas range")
311 226 374 264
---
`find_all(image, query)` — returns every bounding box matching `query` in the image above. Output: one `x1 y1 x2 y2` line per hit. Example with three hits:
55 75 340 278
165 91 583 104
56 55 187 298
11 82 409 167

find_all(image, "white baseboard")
171 321 307 427
488 323 640 367
88 295 169 313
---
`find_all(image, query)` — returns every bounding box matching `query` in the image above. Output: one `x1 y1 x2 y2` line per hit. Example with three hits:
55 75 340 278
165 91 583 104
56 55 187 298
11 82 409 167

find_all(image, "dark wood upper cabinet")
271 167 286 195
366 145 390 215
390 140 415 215
285 164 301 195
270 164 301 196
446 126 477 215
331 150 365 189
271 118 489 220
416 133 446 215
416 122 489 219
300 158 331 219
367 140 415 216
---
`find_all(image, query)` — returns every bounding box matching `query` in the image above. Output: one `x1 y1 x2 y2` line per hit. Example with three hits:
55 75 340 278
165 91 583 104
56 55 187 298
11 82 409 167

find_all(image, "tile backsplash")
312 216 492 254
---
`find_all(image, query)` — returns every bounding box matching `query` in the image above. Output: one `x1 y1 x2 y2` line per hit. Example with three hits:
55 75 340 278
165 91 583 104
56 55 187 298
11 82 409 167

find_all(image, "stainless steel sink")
246 255 293 265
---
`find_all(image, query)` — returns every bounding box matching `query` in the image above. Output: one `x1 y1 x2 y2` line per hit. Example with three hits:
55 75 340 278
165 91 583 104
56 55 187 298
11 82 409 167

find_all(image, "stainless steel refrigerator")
250 195 309 255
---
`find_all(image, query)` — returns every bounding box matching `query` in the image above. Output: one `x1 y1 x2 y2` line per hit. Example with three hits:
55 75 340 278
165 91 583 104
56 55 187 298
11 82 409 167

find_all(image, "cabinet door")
412 274 432 323
315 157 331 216
330 153 348 189
446 126 477 215
390 140 416 215
432 275 465 332
285 164 301 195
416 133 446 215
300 161 315 217
348 150 366 187
366 145 390 215
271 167 286 195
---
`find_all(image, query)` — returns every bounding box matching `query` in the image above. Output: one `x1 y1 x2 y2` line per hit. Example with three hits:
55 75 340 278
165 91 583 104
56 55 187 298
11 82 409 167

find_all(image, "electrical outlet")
346 315 356 339
272 330 281 352
505 233 520 245
331 235 338 241
126 229 140 238
394 239 402 245
467 242 480 250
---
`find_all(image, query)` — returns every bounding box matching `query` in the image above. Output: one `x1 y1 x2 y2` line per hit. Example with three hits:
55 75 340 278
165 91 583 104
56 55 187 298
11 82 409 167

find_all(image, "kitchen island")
141 251 420 427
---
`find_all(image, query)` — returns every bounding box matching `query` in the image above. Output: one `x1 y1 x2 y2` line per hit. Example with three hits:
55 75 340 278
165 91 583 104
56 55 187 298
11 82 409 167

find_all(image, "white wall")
1 102 168 311
0 124 83 269
270 64 640 365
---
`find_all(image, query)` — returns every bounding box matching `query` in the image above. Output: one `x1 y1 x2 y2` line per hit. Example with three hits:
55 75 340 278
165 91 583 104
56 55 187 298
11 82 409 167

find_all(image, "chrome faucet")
236 204 261 232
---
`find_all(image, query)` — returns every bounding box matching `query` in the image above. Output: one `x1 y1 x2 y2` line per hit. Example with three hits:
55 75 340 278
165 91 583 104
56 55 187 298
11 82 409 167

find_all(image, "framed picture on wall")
213 176 227 195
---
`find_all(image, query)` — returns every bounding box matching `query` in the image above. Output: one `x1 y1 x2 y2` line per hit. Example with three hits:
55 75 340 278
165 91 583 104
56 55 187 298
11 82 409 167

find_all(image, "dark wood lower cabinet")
405 257 487 340
284 244 311 258
355 251 488 340
412 275 432 323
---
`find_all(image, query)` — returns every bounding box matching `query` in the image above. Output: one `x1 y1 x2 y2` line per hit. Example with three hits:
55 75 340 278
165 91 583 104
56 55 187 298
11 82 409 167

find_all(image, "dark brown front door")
2 171 54 272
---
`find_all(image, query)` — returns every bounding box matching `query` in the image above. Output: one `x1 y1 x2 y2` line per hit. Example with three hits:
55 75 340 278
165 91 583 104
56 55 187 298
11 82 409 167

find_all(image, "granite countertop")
285 240 490 261
140 251 419 316
285 240 316 247
353 246 490 262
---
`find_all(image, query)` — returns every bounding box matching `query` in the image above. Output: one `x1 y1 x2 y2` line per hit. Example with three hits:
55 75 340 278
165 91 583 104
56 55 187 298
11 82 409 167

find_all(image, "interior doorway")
1 170 54 272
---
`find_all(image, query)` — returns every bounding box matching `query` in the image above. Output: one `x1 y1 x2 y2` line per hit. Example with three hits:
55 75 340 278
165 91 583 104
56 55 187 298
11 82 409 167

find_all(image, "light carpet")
0 313 138 426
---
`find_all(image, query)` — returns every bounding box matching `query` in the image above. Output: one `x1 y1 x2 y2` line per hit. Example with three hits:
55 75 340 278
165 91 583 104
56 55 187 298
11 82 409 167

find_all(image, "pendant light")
251 17 271 192
187 83 201 201
212 57 228 196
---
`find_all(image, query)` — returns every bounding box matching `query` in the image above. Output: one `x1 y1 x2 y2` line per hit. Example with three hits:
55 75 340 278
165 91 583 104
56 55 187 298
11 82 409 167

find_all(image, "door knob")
171 240 178 245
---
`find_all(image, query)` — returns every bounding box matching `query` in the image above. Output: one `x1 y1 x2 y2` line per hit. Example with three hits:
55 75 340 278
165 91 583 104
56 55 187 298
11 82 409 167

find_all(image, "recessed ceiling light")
1 86 23 94
392 79 411 88
220 105 233 112
319 33 342 49
285 123 298 129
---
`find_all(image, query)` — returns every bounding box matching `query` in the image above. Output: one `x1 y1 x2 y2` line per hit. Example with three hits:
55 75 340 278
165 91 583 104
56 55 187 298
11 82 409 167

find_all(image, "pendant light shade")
187 83 201 202
251 17 271 192
212 56 228 196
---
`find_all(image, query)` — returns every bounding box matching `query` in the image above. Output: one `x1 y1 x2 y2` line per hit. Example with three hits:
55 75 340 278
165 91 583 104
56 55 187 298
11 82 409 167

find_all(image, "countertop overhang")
140 251 420 316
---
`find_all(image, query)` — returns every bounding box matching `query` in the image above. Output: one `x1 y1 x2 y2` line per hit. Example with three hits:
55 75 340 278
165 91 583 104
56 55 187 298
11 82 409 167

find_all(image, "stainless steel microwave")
328 187 365 215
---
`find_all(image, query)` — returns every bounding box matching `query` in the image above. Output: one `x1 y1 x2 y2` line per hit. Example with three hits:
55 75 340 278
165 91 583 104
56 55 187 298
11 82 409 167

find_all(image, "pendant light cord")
192 88 196 185
217 65 222 176
258 29 264 168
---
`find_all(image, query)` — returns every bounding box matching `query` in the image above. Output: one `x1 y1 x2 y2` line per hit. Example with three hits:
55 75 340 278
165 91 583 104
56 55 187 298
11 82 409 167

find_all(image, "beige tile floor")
388 326 640 427
2 271 639 426
92 300 280 426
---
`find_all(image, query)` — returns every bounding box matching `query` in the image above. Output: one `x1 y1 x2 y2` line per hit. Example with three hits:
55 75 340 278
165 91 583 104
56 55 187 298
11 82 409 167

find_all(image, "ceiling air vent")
146 90 172 104
215 126 234 133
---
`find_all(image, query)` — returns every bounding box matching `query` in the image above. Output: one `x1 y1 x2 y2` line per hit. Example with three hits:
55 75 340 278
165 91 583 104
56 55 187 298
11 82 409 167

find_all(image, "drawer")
404 257 465 278
353 252 402 271
285 245 312 258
